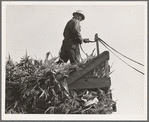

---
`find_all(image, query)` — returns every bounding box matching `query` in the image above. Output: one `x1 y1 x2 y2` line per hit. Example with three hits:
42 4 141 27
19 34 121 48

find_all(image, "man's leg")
74 45 81 63
67 44 81 64
56 42 69 64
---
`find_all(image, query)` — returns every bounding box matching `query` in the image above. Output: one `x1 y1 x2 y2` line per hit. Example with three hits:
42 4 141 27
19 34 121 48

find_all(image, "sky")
2 1 147 121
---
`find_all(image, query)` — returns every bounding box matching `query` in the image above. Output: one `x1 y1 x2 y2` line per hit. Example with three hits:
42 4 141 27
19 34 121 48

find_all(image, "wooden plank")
96 39 100 55
69 77 111 89
67 51 109 85
105 60 110 77
95 33 100 55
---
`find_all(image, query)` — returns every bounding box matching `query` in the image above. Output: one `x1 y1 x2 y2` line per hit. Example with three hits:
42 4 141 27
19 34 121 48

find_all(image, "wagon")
67 34 113 99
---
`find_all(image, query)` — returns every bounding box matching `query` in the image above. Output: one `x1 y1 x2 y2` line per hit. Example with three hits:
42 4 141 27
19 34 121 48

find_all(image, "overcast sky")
2 1 147 120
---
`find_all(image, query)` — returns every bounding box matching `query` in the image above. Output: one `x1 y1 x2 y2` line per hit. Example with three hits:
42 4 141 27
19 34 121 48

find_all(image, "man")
56 10 89 65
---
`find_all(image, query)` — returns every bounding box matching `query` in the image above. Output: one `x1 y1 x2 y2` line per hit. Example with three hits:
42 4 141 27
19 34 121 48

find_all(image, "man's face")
78 15 83 21
75 14 83 21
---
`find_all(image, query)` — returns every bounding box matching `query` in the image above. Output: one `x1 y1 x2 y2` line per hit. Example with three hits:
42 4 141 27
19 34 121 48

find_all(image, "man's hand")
83 38 90 43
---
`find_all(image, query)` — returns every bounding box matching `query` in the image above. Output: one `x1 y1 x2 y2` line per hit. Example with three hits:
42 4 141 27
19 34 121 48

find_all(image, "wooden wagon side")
67 51 111 90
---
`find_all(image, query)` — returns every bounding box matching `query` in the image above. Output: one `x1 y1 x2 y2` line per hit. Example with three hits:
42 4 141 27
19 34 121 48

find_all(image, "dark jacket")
63 18 83 44
57 18 83 64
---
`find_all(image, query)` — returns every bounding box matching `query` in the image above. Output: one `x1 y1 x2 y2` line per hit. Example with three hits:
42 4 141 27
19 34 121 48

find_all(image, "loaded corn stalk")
5 52 116 114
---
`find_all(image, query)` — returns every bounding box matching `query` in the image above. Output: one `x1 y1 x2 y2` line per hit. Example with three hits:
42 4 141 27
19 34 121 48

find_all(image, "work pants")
58 39 81 64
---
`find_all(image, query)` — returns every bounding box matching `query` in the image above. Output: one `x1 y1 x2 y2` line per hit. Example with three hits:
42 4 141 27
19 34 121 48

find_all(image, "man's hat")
73 10 85 20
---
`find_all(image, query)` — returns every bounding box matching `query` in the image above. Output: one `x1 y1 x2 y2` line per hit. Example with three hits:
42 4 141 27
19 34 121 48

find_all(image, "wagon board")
67 51 111 90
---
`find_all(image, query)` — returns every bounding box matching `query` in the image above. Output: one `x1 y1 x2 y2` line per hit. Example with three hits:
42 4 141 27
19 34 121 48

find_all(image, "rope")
81 38 144 75
80 44 88 57
98 38 144 66
99 40 144 75
85 39 144 66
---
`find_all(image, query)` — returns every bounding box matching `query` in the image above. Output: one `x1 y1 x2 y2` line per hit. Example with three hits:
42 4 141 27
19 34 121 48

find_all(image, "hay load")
5 51 116 114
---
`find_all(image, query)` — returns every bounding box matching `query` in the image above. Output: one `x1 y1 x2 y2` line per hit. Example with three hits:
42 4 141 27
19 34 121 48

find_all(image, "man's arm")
71 20 83 44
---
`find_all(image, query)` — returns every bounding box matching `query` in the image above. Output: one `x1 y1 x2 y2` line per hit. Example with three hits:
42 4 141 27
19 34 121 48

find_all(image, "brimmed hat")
73 10 85 20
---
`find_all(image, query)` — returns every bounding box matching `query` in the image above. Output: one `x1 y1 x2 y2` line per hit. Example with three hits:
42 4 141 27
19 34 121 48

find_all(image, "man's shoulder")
69 18 79 22
66 18 79 27
68 18 75 22
66 18 75 25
